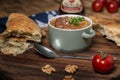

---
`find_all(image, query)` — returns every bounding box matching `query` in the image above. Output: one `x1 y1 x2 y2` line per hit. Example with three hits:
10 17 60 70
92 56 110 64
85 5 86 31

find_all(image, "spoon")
33 43 93 60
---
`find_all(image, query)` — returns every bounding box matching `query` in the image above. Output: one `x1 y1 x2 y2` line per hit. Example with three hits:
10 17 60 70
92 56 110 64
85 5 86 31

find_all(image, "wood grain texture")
0 28 120 80
0 0 120 80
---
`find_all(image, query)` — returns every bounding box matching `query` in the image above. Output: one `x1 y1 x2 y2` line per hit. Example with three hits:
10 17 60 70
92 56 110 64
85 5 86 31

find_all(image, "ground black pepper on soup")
50 16 90 30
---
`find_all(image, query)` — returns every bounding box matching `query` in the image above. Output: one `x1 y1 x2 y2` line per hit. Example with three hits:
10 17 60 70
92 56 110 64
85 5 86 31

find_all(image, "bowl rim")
48 14 93 31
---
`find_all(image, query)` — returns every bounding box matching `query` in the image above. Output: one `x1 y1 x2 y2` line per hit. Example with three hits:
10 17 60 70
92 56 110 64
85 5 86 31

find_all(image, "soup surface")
50 16 90 30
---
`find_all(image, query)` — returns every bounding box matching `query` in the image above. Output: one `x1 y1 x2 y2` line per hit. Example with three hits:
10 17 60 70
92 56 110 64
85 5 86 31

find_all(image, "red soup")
50 16 90 30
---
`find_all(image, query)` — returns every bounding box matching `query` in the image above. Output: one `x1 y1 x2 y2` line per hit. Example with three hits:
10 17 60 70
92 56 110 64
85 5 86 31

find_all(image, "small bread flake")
63 75 75 80
65 64 78 74
41 64 56 74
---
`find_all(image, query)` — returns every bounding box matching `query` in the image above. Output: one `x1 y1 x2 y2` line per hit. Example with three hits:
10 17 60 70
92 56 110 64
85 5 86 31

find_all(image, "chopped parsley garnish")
69 16 85 26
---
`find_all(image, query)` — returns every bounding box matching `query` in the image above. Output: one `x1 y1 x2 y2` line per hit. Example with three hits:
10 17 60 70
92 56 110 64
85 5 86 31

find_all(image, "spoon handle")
60 56 93 60
61 56 117 60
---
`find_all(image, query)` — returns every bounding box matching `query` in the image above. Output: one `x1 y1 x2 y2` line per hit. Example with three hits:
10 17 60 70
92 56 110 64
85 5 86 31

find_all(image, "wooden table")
0 0 120 80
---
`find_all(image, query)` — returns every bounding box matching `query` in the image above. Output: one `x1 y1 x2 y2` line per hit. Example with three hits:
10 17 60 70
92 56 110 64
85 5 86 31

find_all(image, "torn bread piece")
0 36 4 48
90 16 120 46
0 36 33 56
1 13 42 42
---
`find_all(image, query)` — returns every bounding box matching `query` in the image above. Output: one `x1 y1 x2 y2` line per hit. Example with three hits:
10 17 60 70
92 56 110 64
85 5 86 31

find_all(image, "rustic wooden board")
0 0 120 80
0 28 120 80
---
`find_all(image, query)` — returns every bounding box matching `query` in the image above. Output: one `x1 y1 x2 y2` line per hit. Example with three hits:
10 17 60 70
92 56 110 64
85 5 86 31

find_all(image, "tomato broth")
50 16 90 30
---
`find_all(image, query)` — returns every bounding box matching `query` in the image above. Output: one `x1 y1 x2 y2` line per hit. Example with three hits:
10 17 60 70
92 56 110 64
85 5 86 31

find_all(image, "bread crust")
1 13 42 42
90 16 120 46
0 13 42 55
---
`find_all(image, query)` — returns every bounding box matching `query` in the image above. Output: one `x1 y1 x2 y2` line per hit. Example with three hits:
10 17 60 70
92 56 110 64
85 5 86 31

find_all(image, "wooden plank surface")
0 0 120 80
0 28 120 80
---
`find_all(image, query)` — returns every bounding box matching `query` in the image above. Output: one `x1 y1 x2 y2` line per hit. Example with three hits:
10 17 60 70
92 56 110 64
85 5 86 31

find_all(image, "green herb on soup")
69 16 85 26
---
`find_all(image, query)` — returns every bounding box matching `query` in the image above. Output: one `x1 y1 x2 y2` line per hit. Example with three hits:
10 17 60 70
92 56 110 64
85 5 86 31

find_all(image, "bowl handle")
82 29 95 39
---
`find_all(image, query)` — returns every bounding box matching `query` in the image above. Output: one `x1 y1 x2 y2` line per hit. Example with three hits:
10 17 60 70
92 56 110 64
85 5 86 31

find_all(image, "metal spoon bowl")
34 43 59 58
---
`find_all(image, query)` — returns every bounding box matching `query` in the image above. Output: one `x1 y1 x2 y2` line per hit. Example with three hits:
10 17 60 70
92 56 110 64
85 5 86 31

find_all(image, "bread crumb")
41 64 56 74
65 64 78 74
63 75 75 80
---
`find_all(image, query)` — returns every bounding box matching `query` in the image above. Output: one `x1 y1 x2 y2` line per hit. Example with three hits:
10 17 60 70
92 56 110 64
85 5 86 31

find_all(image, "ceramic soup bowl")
48 14 95 53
